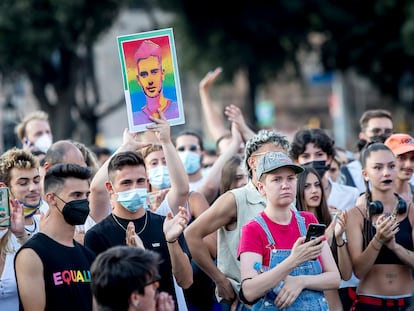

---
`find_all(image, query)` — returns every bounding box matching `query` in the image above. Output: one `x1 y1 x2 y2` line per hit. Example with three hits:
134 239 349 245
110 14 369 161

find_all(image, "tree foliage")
0 0 128 142
155 0 414 127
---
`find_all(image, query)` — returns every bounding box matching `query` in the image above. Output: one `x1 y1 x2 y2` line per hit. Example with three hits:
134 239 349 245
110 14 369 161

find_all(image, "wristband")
336 239 346 247
166 239 177 244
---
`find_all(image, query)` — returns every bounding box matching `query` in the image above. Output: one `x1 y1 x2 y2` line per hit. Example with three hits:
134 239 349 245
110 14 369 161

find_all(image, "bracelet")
166 239 177 244
374 235 384 245
336 238 346 247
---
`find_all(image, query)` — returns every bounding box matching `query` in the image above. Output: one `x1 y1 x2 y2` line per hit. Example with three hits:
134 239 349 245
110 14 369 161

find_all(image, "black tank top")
362 214 414 265
16 232 96 311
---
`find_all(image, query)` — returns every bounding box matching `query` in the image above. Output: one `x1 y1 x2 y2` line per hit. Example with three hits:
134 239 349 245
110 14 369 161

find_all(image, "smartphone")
0 187 10 227
305 223 326 242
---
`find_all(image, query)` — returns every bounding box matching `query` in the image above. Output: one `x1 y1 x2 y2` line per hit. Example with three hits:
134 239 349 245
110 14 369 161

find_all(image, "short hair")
140 144 163 160
44 163 91 194
70 140 100 175
91 246 161 311
174 129 205 151
89 145 112 158
15 110 49 140
244 129 290 179
133 40 162 66
359 109 392 131
43 140 84 167
290 128 335 160
0 148 39 186
107 151 145 184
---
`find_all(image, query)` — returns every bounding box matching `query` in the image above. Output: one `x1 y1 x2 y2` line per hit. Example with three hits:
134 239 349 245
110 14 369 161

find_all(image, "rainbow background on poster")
121 35 177 111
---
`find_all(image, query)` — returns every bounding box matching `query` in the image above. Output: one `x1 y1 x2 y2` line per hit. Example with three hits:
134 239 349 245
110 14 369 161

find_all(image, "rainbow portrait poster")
117 28 185 132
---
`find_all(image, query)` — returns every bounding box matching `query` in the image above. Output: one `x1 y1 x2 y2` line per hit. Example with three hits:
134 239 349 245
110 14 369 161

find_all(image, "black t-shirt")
84 211 191 302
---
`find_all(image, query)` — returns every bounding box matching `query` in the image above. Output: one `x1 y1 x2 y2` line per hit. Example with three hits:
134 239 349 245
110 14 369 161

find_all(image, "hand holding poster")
117 28 185 132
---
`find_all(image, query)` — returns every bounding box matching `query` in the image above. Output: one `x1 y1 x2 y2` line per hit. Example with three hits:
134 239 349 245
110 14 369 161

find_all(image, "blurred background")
0 0 414 153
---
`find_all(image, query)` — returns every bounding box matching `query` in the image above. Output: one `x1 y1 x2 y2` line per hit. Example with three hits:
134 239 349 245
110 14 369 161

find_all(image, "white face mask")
116 188 148 212
0 228 9 241
34 134 52 153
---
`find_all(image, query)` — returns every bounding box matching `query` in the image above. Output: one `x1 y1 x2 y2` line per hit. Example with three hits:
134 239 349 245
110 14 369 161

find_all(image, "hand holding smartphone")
305 223 326 242
0 187 10 227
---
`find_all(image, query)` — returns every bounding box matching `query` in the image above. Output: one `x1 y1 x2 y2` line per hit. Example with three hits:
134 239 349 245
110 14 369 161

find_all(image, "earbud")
368 194 407 216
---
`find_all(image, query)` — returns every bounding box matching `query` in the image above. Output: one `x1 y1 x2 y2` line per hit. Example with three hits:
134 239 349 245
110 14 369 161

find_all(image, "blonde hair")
15 110 49 140
0 148 39 186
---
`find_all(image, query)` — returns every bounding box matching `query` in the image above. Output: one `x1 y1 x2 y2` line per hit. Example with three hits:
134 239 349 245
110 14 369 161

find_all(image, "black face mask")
55 195 90 226
303 160 329 179
368 134 390 144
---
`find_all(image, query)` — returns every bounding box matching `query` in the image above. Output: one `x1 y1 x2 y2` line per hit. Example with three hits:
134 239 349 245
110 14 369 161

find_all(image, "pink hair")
133 40 162 65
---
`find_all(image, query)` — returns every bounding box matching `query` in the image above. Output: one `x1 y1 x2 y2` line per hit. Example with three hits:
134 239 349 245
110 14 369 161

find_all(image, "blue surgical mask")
179 151 201 174
148 166 171 189
116 188 148 212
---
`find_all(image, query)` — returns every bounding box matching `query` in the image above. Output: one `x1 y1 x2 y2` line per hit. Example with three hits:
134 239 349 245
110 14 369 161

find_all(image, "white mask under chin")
34 134 52 153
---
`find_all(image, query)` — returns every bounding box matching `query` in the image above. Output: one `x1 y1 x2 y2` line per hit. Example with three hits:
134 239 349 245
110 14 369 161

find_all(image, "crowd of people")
1 66 414 311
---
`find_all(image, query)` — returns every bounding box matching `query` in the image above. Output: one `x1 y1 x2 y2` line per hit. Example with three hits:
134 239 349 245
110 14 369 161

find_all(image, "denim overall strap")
254 214 276 246
294 211 307 237
254 211 307 245
251 212 328 311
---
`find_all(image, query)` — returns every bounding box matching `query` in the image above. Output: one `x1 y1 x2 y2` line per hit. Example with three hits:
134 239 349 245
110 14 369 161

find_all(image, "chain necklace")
111 212 148 235
24 219 37 236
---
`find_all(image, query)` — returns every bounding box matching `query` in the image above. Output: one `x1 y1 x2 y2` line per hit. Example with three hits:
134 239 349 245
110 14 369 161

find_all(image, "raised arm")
224 104 255 142
163 206 193 289
199 67 230 141
198 122 243 204
146 111 189 215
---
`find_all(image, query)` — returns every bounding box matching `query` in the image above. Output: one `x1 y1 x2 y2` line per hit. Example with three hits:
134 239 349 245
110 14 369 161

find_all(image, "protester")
14 163 96 310
290 127 360 310
238 151 340 310
0 148 42 240
185 129 291 310
384 133 414 204
341 109 393 193
14 110 53 160
0 193 26 310
84 149 193 311
346 142 413 310
91 246 175 311
296 167 352 311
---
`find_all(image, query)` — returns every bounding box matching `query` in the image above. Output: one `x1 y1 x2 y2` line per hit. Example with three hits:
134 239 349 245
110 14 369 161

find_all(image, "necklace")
24 219 37 236
111 212 148 235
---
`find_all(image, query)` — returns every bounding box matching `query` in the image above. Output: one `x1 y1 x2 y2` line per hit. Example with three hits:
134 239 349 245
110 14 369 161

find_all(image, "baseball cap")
384 133 414 156
256 151 304 180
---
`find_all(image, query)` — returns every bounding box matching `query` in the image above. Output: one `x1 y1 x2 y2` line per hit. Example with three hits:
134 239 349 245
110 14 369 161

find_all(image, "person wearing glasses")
91 246 175 311
341 109 394 194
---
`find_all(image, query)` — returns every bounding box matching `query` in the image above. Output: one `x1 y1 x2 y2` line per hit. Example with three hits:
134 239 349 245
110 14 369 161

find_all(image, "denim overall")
251 212 329 311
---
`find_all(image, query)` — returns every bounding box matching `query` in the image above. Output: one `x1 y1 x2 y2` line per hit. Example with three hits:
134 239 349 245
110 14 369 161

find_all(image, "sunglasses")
177 145 199 152
145 274 161 288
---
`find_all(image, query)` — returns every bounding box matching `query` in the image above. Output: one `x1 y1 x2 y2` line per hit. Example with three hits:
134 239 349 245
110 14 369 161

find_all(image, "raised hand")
126 221 145 249
163 206 189 243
